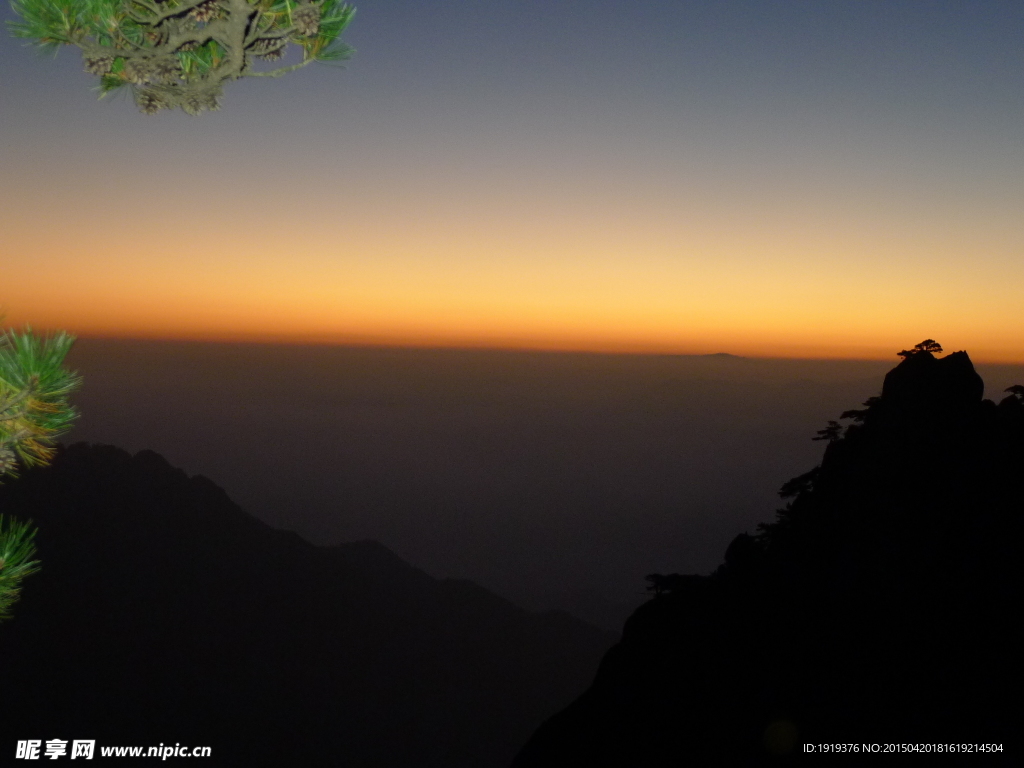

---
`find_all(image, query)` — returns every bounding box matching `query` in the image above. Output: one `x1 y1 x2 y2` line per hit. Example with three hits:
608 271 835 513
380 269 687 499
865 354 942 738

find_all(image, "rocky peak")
880 349 984 415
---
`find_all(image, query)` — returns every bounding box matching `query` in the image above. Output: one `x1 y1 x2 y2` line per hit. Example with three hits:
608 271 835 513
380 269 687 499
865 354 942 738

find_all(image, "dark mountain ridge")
513 349 1023 765
0 443 613 767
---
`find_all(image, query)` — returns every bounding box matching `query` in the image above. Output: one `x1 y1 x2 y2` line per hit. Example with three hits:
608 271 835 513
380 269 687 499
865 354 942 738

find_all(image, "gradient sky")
2 0 1023 360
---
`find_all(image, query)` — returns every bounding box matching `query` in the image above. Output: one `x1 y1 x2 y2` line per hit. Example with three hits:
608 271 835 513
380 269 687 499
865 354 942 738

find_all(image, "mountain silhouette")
0 443 613 767
513 349 1023 765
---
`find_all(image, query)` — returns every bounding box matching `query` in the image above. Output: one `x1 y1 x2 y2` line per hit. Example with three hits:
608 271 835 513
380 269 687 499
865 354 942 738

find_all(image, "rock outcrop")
514 350 1023 766
880 349 984 413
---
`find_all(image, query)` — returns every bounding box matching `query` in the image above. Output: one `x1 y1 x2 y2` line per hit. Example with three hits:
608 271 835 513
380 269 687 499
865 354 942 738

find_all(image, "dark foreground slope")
0 444 612 767
514 350 1023 766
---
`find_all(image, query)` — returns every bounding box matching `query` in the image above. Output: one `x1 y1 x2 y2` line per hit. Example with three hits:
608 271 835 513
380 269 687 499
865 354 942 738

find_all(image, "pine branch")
126 0 213 26
244 56 314 76
0 327 81 469
0 386 33 422
0 515 41 623
8 0 356 114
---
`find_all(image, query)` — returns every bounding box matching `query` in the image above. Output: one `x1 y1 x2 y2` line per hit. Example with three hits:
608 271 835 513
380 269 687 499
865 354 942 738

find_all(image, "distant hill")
513 350 1024 765
0 444 613 767
64 340 949 630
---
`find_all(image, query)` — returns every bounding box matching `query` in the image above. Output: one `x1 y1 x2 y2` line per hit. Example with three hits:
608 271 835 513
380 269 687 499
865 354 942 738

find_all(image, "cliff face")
0 443 613 768
514 351 1024 766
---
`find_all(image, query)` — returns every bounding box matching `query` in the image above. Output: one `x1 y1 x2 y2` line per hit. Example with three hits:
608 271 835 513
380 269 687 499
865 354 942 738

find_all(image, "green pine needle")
0 325 82 471
0 514 41 623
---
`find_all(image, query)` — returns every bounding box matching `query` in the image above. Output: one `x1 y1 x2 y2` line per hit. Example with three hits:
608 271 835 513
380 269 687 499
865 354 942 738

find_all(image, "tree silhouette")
644 573 693 596
644 573 669 595
896 339 942 359
6 0 356 115
0 321 81 622
840 396 881 423
777 466 820 500
811 420 843 442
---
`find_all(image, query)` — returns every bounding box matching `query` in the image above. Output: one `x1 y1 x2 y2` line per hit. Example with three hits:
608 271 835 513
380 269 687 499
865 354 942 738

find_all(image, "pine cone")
189 0 220 23
135 88 169 115
253 38 286 59
123 58 155 85
152 56 182 83
203 89 222 112
182 94 205 116
83 54 114 75
292 4 320 37
181 88 221 116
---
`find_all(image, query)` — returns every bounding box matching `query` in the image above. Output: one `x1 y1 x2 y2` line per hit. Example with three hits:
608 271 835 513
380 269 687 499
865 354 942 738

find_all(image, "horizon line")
47 330 1024 366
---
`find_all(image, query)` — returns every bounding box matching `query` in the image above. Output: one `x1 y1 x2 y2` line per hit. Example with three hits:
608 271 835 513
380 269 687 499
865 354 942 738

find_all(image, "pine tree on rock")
896 339 942 359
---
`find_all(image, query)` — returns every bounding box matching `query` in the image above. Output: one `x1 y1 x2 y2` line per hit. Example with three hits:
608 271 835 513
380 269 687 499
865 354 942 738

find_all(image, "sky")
2 0 1023 361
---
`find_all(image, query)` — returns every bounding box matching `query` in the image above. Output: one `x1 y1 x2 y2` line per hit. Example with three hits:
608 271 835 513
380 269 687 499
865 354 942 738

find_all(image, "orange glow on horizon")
3 143 1022 366
3 306 1020 365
